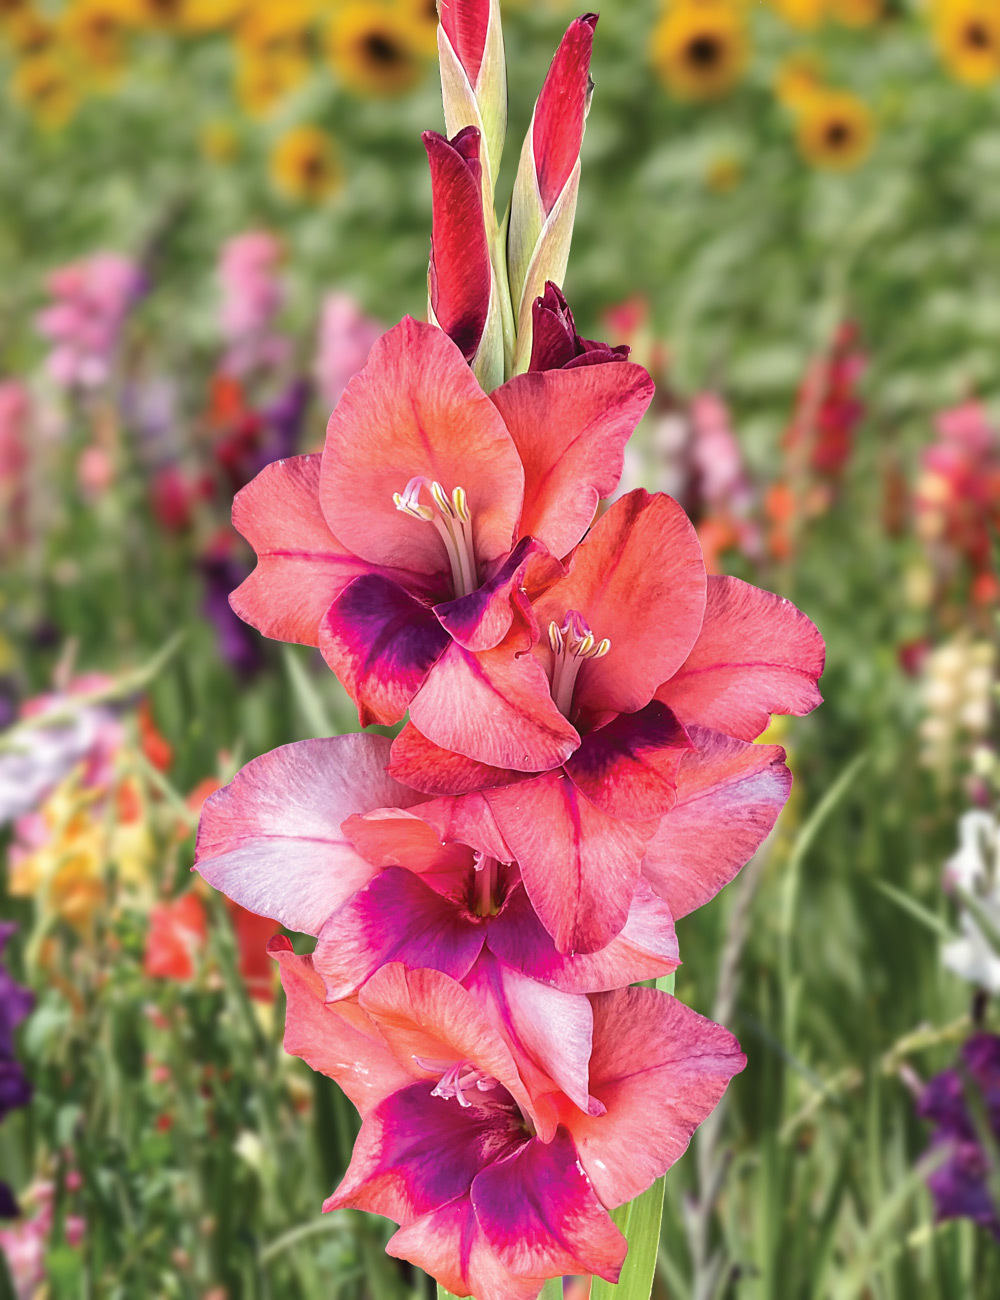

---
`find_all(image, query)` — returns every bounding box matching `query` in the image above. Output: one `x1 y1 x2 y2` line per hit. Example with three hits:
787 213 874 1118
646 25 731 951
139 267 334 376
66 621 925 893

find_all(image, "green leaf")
591 1177 667 1300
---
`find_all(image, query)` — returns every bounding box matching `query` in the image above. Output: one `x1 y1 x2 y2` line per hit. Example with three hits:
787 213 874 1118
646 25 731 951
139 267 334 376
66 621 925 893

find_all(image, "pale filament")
548 610 611 718
473 852 500 918
413 1056 499 1108
393 476 477 598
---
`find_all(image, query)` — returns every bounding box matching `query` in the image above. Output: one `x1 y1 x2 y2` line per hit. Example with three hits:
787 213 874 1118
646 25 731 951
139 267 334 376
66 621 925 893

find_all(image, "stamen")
413 1056 499 1107
392 476 477 598
548 611 612 718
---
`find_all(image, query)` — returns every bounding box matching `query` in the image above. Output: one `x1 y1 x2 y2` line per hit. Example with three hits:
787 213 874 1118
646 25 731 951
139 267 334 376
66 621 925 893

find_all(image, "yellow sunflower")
237 0 314 60
327 1 426 96
775 50 825 108
794 88 874 169
183 0 247 31
122 0 189 28
236 47 310 116
62 0 130 79
3 8 58 57
271 124 342 200
766 0 826 31
829 0 881 27
652 0 748 102
11 53 80 128
393 0 439 56
933 0 1000 86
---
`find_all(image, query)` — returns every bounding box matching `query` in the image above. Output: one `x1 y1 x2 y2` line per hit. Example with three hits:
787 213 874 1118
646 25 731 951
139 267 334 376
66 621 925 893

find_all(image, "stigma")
548 610 611 718
393 476 477 598
413 1056 499 1108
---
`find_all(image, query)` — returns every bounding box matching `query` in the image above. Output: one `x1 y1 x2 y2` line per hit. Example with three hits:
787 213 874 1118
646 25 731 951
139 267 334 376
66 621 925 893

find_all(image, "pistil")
393 476 477 598
547 610 611 718
473 852 500 918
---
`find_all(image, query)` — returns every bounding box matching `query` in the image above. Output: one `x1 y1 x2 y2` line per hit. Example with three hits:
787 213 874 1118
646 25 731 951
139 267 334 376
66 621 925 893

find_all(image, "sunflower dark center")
686 34 722 67
964 21 993 50
825 120 852 149
364 31 405 66
302 152 326 179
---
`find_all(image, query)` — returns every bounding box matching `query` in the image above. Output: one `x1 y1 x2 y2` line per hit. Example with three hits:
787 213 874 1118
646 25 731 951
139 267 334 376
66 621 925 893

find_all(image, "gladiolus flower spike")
197 3 826 1297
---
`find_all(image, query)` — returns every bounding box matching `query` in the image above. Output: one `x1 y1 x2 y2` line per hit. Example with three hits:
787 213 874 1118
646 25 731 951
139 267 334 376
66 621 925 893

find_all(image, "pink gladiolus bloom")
0 1182 85 1300
270 951 744 1300
390 490 820 952
230 316 654 771
314 292 382 412
195 733 681 1113
36 253 144 389
218 231 291 378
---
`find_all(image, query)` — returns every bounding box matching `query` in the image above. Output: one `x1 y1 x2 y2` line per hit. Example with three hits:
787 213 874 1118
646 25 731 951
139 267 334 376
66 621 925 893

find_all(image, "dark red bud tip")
267 935 294 956
439 0 491 86
533 16 598 213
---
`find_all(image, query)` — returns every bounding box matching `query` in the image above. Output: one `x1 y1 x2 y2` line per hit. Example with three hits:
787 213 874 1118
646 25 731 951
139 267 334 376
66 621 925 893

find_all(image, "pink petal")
491 363 654 560
341 808 474 873
327 1079 526 1223
314 868 486 1000
641 727 791 917
319 575 450 727
472 1127 625 1281
562 987 744 1207
532 16 598 214
230 455 408 647
320 318 523 575
194 735 419 935
388 722 518 797
487 877 678 994
485 772 655 955
409 638 580 773
424 128 491 361
533 491 707 718
464 953 593 1119
564 702 692 821
269 938 412 1116
435 537 562 654
388 1199 548 1300
655 576 825 741
359 963 536 1125
410 790 514 861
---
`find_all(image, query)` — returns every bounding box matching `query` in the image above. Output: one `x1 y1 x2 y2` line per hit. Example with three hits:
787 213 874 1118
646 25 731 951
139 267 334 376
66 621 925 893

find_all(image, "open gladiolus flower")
195 732 683 1113
231 316 654 771
390 489 821 952
271 950 744 1300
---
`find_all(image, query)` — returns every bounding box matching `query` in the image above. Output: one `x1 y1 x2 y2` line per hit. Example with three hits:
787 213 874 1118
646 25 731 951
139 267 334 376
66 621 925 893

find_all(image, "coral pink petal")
358 963 535 1123
269 939 412 1116
314 868 486 1000
491 363 654 560
656 576 825 740
562 987 745 1207
435 537 561 653
533 490 707 717
320 318 523 574
464 954 594 1120
194 735 420 935
409 638 579 774
327 1079 525 1223
388 723 518 797
532 16 598 214
485 772 654 955
230 455 419 647
472 1127 625 1281
319 575 451 727
388 1197 547 1300
341 808 474 874
487 877 678 994
641 727 791 918
564 702 693 821
414 790 514 861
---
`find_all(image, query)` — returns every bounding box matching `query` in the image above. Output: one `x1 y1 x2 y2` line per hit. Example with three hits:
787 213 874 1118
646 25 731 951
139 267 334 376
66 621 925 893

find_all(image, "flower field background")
2 0 1000 1297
